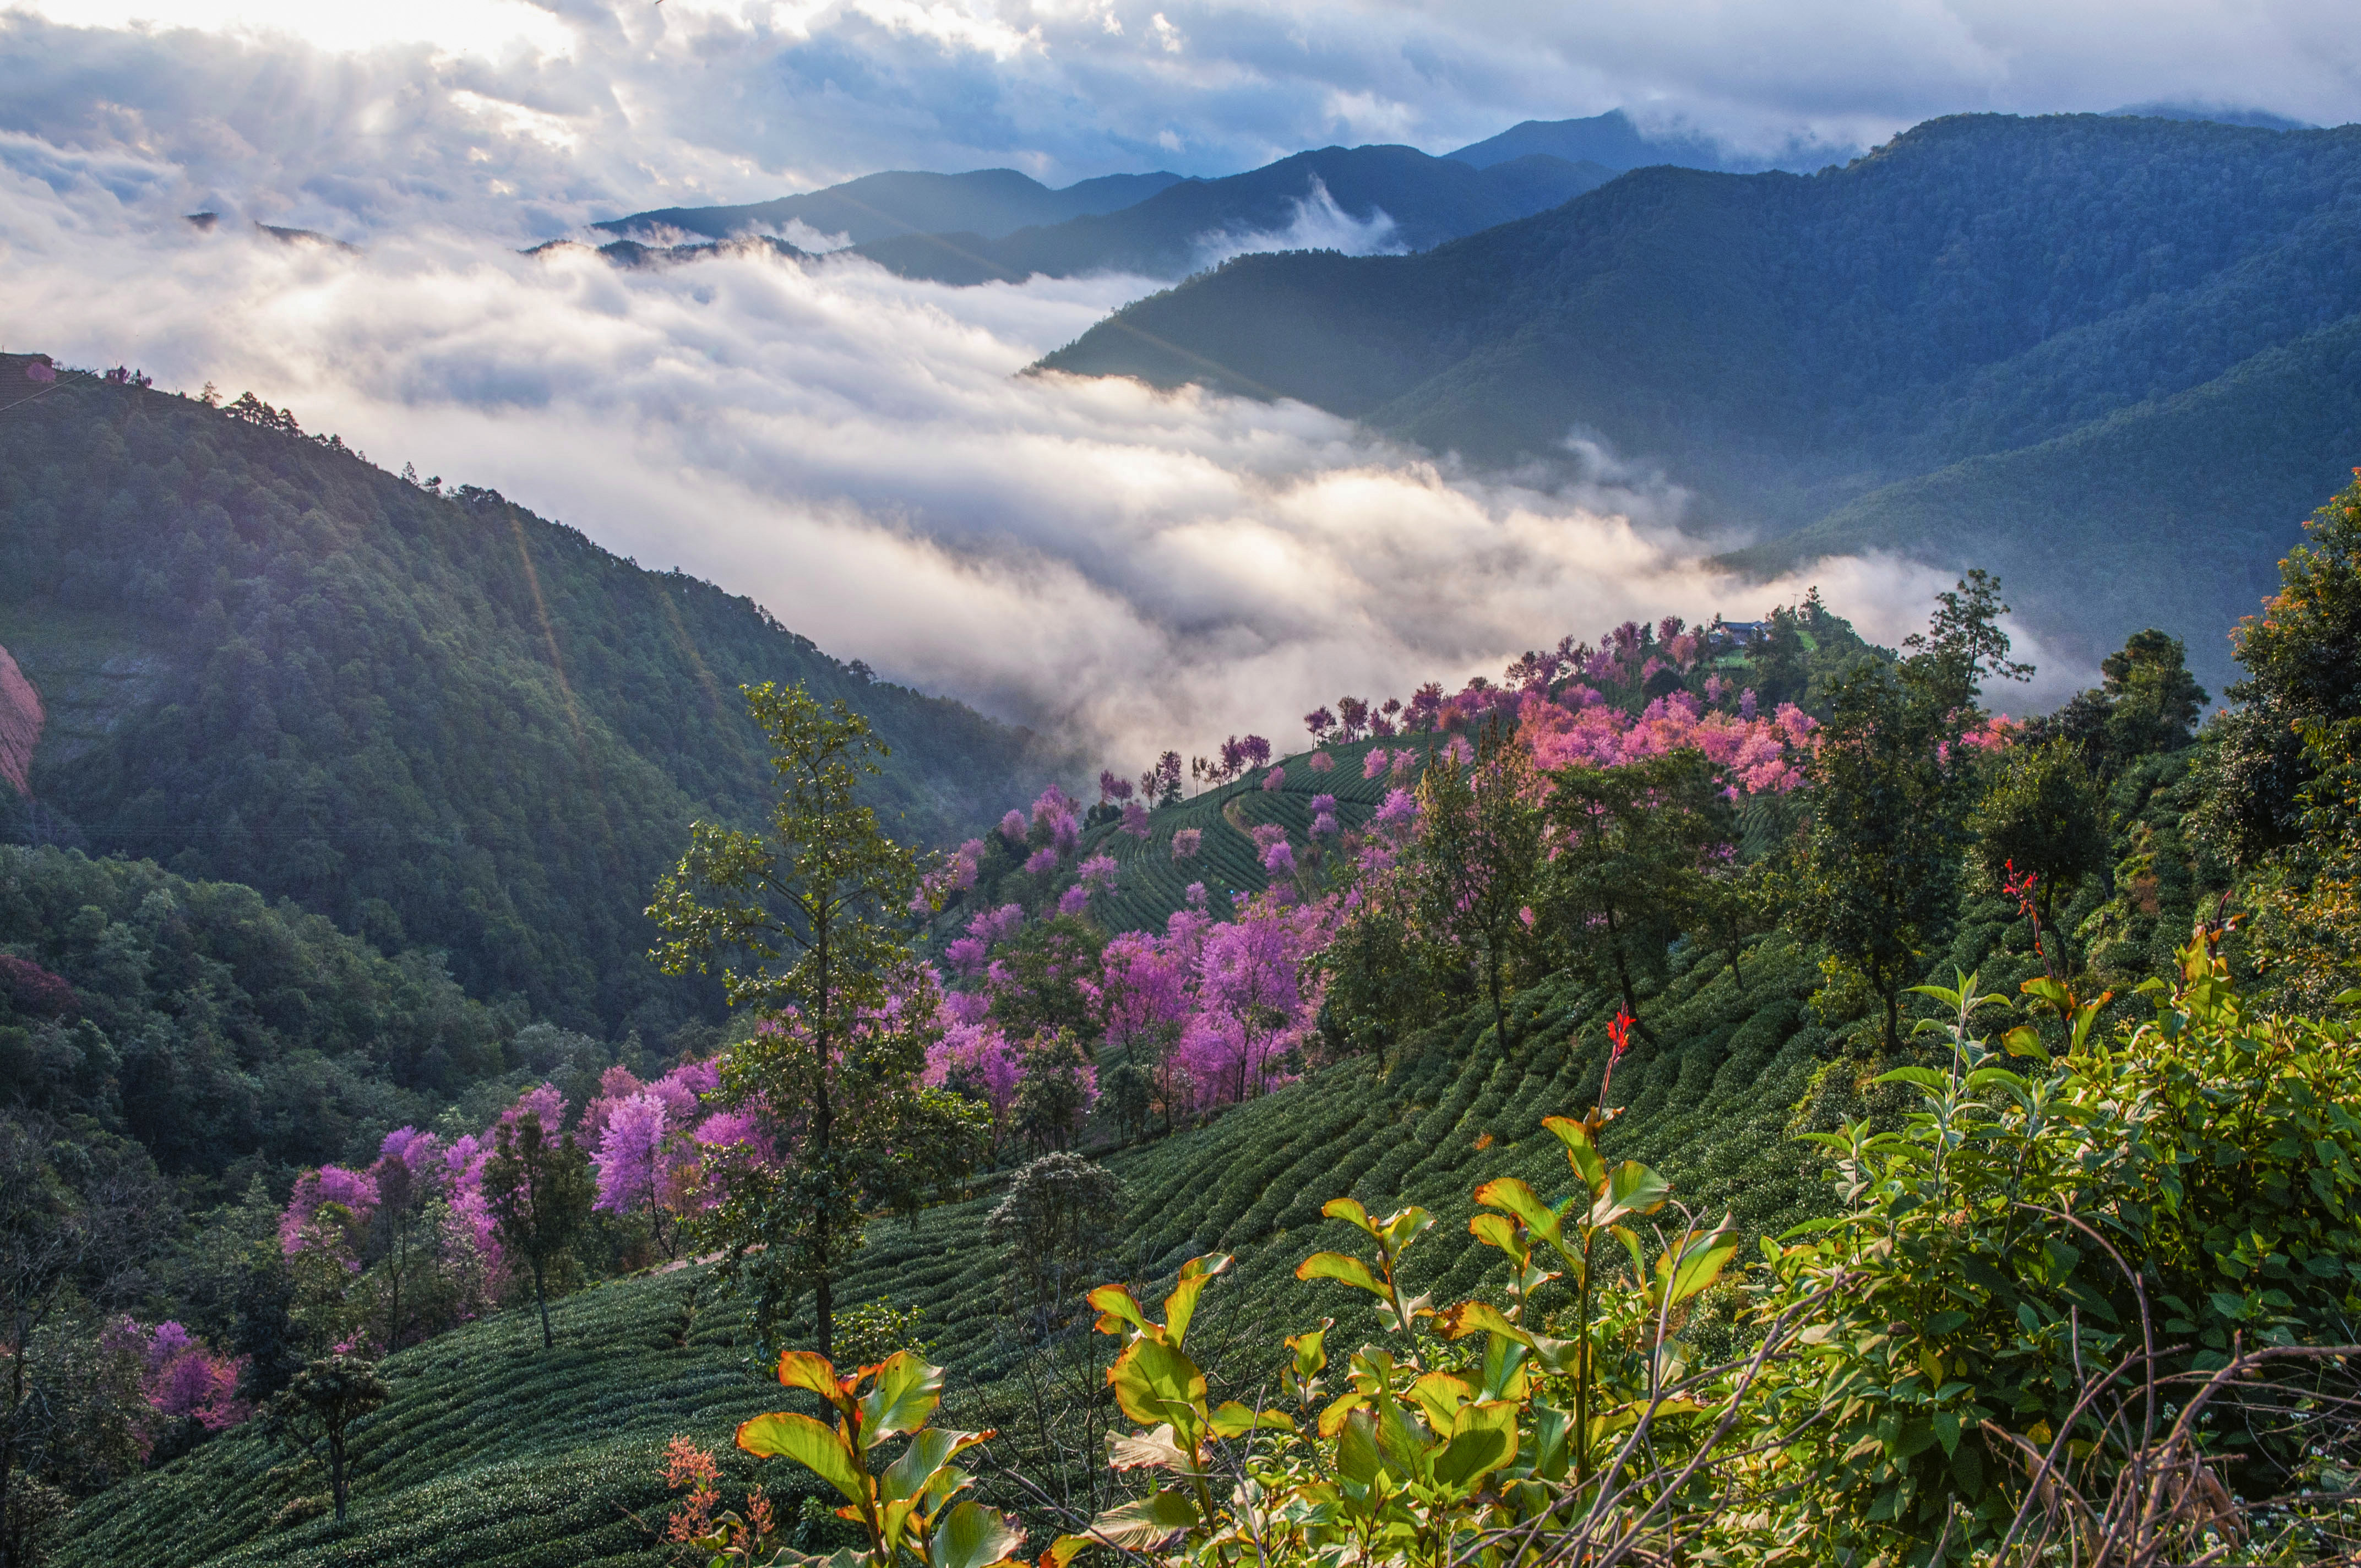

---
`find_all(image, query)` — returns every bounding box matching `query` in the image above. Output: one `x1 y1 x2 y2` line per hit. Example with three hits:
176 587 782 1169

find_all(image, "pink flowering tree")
113 1319 251 1440
1176 892 1328 1109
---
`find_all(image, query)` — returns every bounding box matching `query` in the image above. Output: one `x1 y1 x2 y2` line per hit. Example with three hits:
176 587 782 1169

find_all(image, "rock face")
0 643 42 797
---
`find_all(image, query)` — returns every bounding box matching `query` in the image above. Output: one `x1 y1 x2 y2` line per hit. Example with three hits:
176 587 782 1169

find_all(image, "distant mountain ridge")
595 167 1188 246
842 144 1614 285
1445 107 1853 173
1038 112 2361 690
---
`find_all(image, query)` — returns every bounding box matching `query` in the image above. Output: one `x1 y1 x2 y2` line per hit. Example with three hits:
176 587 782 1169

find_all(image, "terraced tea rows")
1078 737 1432 933
63 923 1913 1568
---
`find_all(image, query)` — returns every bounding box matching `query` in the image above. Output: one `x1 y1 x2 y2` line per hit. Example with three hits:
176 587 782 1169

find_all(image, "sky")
4 0 2351 761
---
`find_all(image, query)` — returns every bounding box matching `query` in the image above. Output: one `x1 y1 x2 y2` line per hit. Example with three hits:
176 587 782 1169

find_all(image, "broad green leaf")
1872 1066 1947 1090
881 1427 986 1504
858 1351 943 1445
776 1349 850 1408
1106 1337 1206 1432
1040 1534 1092 1568
1286 1322 1329 1379
1209 1401 1297 1438
737 1410 866 1505
1332 1407 1381 1482
1467 1213 1526 1259
1655 1223 1739 1306
1433 1400 1519 1487
1374 1395 1435 1482
2000 1025 2049 1061
1541 1115 1607 1187
1086 1283 1150 1341
1316 1392 1369 1440
1083 1489 1200 1549
1296 1251 1385 1297
2020 976 2072 1014
932 1498 1022 1568
1589 1161 1671 1227
1478 1332 1530 1403
880 1427 959 1501
1320 1196 1378 1235
1435 1299 1532 1346
1525 1401 1572 1483
1472 1178 1566 1251
1405 1371 1473 1429
1163 1254 1230 1348
1379 1206 1433 1250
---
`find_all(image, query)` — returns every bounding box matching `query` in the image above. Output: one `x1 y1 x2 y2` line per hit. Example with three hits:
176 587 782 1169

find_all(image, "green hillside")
51 934 1845 1568
1040 113 2361 689
0 377 1058 1035
62 825 2135 1568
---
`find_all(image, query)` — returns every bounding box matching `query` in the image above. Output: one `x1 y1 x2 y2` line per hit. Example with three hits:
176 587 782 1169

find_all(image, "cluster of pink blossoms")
104 1318 251 1442
1518 688 1818 794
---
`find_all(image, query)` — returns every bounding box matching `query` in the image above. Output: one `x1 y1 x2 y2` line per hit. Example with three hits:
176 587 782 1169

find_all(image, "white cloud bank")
5 0 2355 248
0 2 2104 770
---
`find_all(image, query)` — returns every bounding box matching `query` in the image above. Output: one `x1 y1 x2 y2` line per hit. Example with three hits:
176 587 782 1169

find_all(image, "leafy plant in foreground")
727 1350 1025 1568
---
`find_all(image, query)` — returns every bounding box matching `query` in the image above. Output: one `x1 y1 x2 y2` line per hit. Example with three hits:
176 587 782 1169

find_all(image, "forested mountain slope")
0 377 1054 1035
1040 113 2361 687
844 145 1613 285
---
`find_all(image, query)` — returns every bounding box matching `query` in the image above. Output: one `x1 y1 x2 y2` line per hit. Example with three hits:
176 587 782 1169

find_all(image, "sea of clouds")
7 0 2264 762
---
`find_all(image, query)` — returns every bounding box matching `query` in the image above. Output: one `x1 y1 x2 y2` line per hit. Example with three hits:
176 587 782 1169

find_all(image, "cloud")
5 0 2355 254
0 147 2080 771
1189 176 1405 270
0 3 2115 770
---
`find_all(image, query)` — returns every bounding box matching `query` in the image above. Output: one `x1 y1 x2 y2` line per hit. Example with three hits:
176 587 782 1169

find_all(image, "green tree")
2201 472 2361 865
480 1112 593 1352
986 916 1107 1041
1537 752 1728 1033
264 1355 390 1526
648 682 979 1358
1969 737 2110 935
1013 1032 1095 1155
0 1119 164 1568
1314 869 1448 1061
1410 722 1544 1057
2097 628 2208 760
1794 572 2027 1050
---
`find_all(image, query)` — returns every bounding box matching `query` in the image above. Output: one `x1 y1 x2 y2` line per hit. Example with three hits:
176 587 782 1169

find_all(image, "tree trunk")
1883 983 1901 1055
330 1429 349 1523
532 1256 552 1350
1603 903 1655 1044
1487 948 1511 1060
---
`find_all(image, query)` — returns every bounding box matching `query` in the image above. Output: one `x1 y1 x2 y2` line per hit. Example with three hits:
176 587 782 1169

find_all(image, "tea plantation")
58 907 2024 1568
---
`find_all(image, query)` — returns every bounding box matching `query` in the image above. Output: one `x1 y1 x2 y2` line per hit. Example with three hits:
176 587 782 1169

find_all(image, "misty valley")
5 55 2361 1568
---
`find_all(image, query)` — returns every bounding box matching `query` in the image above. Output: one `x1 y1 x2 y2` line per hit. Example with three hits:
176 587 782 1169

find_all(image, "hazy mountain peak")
2102 101 2317 130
